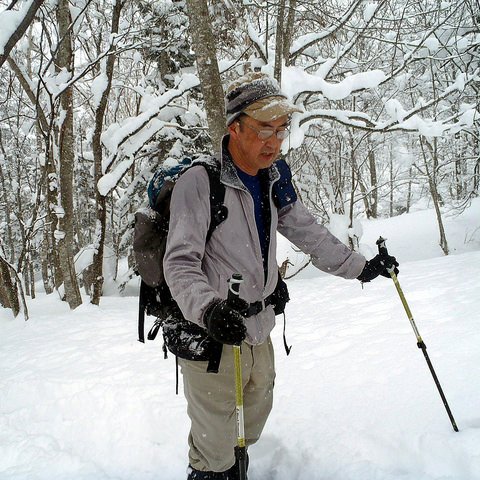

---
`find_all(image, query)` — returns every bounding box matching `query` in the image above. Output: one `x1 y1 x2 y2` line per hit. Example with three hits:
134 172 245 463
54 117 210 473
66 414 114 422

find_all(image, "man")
163 72 398 479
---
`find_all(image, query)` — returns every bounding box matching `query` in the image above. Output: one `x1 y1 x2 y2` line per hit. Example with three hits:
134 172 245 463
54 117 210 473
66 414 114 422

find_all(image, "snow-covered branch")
97 74 200 196
289 0 363 62
0 0 44 69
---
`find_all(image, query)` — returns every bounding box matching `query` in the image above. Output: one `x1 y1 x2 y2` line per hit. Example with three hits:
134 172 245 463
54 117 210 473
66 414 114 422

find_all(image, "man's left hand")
357 253 399 283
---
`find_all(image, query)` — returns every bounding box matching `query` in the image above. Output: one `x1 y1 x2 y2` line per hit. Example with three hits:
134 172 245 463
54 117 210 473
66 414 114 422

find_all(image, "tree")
54 0 82 308
185 0 226 147
1 0 478 319
89 0 123 305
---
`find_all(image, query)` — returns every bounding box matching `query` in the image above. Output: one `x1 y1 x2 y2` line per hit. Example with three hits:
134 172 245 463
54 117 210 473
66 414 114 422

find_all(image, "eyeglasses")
240 122 290 141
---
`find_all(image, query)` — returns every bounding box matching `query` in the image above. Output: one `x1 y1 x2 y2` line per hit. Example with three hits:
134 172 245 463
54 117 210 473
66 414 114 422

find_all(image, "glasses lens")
258 130 275 140
257 129 289 140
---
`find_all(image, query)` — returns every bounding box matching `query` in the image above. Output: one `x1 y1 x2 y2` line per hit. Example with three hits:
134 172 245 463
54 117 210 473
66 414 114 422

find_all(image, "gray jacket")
163 144 366 345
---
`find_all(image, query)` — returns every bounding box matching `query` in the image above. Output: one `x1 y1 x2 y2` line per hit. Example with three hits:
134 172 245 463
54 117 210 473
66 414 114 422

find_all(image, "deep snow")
1 200 480 480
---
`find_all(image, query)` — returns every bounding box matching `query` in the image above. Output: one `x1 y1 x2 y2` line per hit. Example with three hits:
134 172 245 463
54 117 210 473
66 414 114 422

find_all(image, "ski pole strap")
206 341 223 373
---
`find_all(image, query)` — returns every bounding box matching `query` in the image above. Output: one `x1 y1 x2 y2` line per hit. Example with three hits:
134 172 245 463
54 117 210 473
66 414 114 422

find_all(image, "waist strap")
245 294 273 317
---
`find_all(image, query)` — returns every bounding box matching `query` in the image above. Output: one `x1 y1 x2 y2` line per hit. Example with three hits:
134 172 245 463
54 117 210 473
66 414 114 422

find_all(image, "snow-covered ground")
1 200 480 480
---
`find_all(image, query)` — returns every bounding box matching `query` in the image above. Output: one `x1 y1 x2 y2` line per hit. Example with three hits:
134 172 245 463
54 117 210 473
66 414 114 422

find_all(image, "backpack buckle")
246 299 265 317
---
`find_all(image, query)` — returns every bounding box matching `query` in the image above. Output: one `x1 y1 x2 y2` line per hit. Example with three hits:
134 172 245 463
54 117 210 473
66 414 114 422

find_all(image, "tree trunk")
283 0 297 67
406 166 413 214
185 0 226 149
90 0 123 305
55 0 82 308
274 0 286 83
41 227 54 294
0 132 15 263
368 146 377 218
420 136 449 255
29 261 35 299
0 255 20 317
389 147 394 217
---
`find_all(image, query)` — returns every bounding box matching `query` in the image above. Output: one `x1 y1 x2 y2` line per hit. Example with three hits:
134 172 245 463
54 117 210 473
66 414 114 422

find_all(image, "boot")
187 466 227 479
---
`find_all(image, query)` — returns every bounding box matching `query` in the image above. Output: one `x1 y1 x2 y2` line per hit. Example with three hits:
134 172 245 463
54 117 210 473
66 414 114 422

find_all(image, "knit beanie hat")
225 72 302 125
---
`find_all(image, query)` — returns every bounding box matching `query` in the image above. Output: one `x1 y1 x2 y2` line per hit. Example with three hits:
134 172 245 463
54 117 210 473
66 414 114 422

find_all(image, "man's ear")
228 121 239 137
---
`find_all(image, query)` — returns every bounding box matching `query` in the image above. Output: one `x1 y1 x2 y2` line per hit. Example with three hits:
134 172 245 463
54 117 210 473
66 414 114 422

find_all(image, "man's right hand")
204 298 248 345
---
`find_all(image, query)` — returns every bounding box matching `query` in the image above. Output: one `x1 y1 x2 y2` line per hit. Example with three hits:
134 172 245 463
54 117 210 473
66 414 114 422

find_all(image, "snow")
91 71 109 109
282 66 386 102
363 3 378 22
1 201 480 479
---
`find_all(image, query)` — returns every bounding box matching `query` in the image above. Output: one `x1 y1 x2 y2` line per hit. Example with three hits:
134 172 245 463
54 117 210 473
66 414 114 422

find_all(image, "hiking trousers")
179 337 275 473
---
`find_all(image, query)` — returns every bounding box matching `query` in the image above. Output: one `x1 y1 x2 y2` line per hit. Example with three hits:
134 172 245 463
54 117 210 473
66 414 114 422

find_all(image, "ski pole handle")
376 236 389 257
228 273 243 303
376 236 398 275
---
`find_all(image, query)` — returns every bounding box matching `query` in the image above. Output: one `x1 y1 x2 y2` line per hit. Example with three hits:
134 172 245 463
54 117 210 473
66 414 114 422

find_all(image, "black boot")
187 466 227 480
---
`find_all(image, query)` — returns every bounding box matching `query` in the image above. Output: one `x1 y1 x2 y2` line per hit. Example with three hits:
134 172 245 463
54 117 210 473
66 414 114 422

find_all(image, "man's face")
228 115 289 175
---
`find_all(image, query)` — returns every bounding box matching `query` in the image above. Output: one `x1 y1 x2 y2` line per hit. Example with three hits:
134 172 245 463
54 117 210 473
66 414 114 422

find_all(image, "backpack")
133 156 292 371
133 157 228 363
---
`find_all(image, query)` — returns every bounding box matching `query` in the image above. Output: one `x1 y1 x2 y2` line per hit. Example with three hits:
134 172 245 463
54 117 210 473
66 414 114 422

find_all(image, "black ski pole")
228 273 247 480
376 236 459 432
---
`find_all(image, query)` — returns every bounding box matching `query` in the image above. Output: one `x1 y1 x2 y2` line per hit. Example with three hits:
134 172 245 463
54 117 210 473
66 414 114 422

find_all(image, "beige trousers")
179 337 275 472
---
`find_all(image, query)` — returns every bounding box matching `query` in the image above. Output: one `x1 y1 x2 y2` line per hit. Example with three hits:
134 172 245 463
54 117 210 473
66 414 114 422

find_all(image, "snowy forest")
0 0 479 317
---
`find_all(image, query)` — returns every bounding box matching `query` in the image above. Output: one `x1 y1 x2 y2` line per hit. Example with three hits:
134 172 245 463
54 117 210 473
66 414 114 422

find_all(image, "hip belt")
245 294 274 317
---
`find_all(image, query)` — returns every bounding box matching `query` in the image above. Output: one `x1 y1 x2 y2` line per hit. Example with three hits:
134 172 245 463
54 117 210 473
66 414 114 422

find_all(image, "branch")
289 0 363 62
0 0 44 69
6 56 49 134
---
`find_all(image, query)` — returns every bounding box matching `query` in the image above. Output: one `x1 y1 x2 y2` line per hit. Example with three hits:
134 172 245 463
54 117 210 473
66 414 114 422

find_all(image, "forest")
0 0 478 316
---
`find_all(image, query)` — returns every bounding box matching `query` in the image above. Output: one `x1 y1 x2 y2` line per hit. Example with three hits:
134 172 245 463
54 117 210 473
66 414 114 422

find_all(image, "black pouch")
270 271 290 315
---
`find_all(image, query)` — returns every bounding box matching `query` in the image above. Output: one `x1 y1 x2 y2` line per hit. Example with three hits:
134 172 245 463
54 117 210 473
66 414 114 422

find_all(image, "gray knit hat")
225 72 302 125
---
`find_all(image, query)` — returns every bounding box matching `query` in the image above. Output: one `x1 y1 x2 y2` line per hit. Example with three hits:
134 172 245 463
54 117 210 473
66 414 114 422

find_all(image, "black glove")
204 298 248 345
357 253 399 283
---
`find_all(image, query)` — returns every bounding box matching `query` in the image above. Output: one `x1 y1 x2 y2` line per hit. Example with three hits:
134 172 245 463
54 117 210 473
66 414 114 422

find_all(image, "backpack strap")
198 161 228 241
198 161 227 373
272 158 297 209
138 280 147 343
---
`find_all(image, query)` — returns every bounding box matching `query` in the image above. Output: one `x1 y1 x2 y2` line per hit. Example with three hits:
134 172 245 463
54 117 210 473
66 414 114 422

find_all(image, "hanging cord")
282 312 292 355
175 356 179 395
